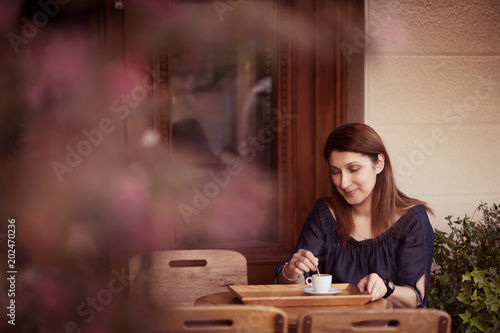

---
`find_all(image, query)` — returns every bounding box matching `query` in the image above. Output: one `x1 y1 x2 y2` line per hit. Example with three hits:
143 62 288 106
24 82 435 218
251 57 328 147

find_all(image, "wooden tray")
228 283 372 307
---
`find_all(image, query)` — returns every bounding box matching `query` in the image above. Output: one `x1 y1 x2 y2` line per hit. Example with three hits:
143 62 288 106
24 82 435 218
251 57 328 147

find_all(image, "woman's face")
328 151 384 210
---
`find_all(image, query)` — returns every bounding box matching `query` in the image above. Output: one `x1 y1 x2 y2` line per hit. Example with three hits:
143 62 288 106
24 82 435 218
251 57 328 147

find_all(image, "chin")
344 197 366 207
342 197 358 206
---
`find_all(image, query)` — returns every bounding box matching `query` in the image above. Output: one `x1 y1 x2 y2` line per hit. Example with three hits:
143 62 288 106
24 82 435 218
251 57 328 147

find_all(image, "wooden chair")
129 249 247 307
296 309 451 333
147 305 288 333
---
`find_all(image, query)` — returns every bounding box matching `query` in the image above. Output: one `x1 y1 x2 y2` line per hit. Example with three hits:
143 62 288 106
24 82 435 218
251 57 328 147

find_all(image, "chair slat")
296 309 451 333
149 305 288 333
129 249 247 307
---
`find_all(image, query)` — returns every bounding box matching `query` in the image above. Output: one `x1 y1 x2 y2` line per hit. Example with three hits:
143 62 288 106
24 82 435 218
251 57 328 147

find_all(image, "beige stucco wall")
364 0 500 231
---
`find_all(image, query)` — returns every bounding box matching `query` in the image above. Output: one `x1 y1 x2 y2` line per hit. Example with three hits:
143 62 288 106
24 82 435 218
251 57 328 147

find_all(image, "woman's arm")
275 201 329 284
394 205 434 307
389 274 426 308
357 273 426 308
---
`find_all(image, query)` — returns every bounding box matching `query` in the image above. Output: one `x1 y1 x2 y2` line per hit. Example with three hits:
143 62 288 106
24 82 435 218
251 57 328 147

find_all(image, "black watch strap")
383 279 395 298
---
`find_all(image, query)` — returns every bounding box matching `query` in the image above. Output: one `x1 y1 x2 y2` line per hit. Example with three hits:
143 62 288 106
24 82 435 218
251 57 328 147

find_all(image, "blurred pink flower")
25 28 92 110
35 272 72 312
112 162 161 248
104 54 150 104
0 2 22 31
83 323 113 333
18 213 59 261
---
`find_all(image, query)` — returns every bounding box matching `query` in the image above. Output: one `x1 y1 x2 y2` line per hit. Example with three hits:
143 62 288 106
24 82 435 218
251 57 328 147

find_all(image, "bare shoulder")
328 206 336 220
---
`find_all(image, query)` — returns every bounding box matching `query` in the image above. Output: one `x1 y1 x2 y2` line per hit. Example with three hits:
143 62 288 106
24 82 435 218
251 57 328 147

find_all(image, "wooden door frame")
99 0 364 284
146 0 298 266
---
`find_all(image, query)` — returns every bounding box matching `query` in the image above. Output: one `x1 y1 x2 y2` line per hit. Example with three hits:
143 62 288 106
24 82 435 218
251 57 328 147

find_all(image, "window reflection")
167 1 277 246
169 1 274 170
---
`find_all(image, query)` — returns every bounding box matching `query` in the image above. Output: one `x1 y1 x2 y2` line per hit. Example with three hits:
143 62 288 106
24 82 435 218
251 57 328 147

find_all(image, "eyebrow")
329 161 361 169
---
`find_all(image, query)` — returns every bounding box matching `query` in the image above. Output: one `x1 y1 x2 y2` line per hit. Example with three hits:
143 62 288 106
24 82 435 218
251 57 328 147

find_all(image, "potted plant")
429 202 500 333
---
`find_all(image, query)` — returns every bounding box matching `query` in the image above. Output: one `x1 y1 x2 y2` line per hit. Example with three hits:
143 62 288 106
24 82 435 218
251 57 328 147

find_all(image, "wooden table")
195 284 392 331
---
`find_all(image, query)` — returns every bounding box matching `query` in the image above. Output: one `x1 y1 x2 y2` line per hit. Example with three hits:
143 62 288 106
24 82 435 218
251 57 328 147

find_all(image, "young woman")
275 123 435 308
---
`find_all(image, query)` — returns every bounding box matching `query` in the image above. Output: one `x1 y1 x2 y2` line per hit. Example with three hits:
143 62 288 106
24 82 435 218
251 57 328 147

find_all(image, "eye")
330 169 340 175
349 167 360 173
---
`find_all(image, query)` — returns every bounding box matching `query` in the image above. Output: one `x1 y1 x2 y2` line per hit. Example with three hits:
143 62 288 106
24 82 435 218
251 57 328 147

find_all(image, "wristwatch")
383 279 395 298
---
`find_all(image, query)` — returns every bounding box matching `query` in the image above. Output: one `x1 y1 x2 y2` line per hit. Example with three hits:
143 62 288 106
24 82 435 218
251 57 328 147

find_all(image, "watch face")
383 279 394 298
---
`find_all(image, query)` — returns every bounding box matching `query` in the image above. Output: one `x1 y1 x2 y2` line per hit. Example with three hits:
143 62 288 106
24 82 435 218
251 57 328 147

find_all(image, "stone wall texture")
365 0 500 230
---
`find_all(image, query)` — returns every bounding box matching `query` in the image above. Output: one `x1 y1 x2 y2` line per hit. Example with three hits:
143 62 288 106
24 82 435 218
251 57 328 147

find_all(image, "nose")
340 172 352 190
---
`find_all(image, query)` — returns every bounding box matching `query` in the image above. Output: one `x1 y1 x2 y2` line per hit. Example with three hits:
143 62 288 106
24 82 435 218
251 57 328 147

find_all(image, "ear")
375 154 385 174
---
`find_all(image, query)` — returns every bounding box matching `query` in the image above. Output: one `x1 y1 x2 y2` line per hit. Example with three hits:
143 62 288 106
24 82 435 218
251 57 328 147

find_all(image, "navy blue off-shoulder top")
274 200 435 307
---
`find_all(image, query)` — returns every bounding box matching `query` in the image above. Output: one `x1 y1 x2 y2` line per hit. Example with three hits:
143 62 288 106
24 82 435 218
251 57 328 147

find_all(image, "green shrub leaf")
429 202 500 333
459 310 471 322
470 316 486 332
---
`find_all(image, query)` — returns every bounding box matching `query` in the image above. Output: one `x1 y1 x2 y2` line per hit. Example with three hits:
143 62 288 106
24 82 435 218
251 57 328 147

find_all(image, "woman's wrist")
282 262 302 281
382 279 395 298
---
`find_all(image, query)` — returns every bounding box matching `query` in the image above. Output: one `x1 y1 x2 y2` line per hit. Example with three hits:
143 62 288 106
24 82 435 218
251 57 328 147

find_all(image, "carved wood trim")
152 48 171 148
274 0 296 257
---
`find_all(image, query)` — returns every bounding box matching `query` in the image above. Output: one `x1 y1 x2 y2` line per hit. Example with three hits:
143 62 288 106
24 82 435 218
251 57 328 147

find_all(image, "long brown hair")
323 123 433 245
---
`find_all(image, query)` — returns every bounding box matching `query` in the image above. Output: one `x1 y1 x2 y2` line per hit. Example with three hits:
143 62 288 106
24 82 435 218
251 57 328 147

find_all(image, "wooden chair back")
296 309 451 333
129 249 247 307
148 305 287 333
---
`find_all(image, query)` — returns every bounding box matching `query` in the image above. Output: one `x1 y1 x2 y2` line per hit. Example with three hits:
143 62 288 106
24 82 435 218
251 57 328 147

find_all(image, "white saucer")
302 287 342 295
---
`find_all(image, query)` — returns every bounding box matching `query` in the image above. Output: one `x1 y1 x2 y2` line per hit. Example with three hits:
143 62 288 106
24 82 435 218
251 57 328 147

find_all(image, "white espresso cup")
305 274 332 293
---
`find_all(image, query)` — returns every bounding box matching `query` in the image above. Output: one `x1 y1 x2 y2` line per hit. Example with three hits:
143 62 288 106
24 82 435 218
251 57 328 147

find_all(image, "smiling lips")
343 189 357 196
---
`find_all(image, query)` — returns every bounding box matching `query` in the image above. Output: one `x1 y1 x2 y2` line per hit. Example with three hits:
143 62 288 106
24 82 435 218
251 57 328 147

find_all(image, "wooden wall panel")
294 0 318 241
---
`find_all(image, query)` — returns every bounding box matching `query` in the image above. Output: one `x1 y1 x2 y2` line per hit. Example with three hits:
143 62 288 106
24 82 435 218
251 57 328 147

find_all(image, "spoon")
315 264 320 275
